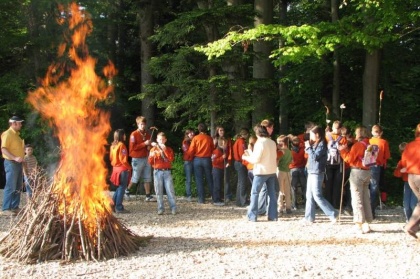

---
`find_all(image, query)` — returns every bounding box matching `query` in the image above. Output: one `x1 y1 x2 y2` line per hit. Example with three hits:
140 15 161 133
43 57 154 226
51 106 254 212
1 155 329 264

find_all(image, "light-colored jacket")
242 137 277 175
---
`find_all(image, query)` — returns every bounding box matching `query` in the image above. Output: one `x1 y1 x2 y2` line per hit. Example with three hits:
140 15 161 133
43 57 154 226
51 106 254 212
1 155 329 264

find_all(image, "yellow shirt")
1 127 24 159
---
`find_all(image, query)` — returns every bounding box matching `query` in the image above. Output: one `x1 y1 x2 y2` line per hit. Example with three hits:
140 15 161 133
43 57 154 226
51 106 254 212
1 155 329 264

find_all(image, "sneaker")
171 209 177 215
343 209 352 216
213 202 224 206
330 218 337 225
145 196 156 202
403 226 418 239
186 196 192 202
157 210 164 215
362 223 371 233
125 190 131 199
116 209 130 214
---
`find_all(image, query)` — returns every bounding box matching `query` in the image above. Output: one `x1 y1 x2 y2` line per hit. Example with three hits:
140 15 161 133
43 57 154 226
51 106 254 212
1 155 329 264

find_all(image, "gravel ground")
0 190 419 279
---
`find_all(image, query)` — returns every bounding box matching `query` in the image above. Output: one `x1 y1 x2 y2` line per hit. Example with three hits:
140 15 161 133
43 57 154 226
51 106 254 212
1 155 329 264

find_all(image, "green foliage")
171 153 196 197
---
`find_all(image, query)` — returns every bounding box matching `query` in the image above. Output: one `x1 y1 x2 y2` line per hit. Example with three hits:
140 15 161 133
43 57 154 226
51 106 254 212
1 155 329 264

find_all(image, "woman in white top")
242 124 278 222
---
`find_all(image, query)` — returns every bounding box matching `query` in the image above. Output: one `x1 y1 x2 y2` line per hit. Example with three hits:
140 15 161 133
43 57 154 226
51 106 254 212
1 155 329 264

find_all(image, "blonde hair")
415 123 420 138
136 116 147 124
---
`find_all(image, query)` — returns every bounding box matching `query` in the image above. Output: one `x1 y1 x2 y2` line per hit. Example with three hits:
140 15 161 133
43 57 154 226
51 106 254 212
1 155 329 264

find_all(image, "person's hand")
14 157 23 163
400 167 407 173
151 142 157 147
304 141 310 149
337 144 347 151
145 140 151 145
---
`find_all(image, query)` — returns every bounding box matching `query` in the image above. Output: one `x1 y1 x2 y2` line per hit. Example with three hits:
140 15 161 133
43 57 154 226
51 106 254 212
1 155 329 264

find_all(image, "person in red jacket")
182 129 195 201
400 123 420 239
128 116 155 201
148 132 177 215
188 123 215 204
289 135 307 210
394 142 417 223
213 126 233 202
339 126 373 234
109 129 131 214
212 138 227 206
369 124 391 218
233 128 250 207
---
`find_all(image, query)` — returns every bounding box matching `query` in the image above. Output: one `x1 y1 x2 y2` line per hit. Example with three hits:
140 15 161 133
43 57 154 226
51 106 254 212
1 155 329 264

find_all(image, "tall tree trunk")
362 50 380 128
27 1 41 82
139 0 155 126
253 0 274 124
331 0 340 119
278 0 288 134
197 0 219 135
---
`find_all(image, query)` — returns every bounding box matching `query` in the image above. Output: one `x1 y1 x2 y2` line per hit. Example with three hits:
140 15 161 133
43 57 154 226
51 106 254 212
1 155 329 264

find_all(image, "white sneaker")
145 196 156 202
186 196 192 202
157 210 164 215
213 202 224 206
171 209 177 215
362 223 371 233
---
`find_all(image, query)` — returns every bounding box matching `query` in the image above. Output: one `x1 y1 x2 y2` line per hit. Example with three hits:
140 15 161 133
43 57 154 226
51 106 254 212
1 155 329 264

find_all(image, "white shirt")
242 137 277 175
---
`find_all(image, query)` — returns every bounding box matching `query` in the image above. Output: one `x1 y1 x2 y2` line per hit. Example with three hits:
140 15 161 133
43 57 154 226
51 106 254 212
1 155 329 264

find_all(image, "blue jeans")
304 173 337 222
112 170 129 212
212 167 223 203
403 181 418 221
2 160 22 211
154 170 176 212
369 165 382 216
290 167 307 208
193 157 213 203
184 161 193 197
131 157 152 183
234 161 248 206
24 176 34 198
247 174 278 221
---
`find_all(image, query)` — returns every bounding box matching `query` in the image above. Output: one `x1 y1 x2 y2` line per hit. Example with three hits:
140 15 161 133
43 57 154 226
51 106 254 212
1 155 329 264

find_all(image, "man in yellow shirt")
1 116 25 215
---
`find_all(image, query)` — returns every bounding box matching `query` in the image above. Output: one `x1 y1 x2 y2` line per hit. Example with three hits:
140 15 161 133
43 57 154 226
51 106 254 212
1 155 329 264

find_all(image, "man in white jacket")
242 124 278 221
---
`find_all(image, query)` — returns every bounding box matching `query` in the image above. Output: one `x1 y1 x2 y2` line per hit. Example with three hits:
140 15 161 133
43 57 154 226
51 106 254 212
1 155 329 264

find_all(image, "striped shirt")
24 155 37 177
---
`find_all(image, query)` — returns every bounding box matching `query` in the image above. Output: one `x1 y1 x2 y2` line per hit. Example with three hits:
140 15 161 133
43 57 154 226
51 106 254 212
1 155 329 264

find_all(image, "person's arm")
1 147 23 163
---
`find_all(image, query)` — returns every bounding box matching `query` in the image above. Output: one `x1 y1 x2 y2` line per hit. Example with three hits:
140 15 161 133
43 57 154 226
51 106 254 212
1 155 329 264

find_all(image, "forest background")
0 0 419 203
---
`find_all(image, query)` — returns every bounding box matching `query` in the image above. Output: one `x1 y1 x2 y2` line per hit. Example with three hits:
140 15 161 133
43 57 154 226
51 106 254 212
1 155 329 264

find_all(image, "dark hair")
113 129 125 145
184 129 194 140
25 144 33 148
254 124 269 138
197 123 207 133
310 125 325 143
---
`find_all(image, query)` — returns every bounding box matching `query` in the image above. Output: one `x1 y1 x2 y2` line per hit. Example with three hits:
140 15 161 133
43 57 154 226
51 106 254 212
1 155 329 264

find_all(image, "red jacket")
340 138 370 170
148 145 174 169
401 137 420 174
188 133 214 158
369 137 391 167
289 145 307 169
182 138 194 161
233 137 247 162
129 129 151 158
212 147 225 170
394 159 408 182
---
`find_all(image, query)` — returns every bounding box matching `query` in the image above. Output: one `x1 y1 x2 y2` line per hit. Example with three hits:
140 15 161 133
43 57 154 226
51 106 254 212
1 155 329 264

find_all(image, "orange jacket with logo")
340 138 370 170
148 145 174 169
369 137 391 167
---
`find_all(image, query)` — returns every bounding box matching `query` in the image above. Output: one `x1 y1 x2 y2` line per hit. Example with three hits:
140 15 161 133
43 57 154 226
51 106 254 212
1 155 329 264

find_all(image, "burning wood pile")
0 169 149 263
0 3 150 263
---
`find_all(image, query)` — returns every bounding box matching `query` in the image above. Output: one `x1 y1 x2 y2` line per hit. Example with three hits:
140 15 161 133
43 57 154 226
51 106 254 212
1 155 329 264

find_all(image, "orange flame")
27 3 116 235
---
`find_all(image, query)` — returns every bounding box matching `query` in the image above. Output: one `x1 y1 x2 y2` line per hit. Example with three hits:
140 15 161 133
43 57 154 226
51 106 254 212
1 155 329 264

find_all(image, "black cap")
9 116 24 123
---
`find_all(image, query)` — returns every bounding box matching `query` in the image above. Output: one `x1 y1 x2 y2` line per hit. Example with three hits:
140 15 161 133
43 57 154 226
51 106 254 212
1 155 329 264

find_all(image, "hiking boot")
116 209 130 214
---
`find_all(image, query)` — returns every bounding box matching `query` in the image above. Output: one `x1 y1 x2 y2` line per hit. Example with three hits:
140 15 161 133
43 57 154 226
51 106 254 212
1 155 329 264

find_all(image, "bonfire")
0 3 150 263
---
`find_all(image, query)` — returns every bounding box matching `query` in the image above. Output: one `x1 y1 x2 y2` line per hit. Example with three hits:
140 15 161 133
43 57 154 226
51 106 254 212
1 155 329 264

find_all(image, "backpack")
359 141 379 167
327 134 342 165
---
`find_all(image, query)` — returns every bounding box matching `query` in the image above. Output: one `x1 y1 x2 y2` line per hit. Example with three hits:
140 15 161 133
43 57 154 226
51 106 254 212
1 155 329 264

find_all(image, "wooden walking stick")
378 90 384 126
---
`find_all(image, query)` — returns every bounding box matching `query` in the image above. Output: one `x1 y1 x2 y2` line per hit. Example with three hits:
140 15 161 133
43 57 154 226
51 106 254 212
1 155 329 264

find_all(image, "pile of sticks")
0 169 151 263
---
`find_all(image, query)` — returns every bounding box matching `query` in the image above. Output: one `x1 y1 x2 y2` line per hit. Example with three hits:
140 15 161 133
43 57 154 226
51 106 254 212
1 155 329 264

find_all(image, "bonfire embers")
0 3 150 263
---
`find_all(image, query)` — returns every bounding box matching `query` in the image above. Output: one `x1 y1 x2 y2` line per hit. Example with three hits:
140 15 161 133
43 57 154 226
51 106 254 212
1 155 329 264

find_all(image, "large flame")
27 3 116 235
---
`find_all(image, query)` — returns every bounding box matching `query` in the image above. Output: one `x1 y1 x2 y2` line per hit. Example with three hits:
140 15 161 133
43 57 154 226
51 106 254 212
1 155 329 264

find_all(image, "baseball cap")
9 116 24 123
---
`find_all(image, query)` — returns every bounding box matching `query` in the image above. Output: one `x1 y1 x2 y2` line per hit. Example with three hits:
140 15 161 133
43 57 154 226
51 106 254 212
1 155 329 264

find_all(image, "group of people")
1 116 38 216
2 114 420 239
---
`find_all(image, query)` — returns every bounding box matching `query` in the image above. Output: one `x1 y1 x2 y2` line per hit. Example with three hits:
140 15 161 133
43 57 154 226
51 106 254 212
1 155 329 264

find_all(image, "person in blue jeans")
1 116 25 216
182 129 195 201
242 124 278 222
301 125 337 224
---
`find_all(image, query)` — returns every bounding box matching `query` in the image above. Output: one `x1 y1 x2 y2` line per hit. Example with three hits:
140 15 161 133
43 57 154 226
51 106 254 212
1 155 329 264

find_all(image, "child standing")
211 138 226 206
148 132 177 215
23 144 38 198
394 142 418 222
109 129 131 214
277 135 293 214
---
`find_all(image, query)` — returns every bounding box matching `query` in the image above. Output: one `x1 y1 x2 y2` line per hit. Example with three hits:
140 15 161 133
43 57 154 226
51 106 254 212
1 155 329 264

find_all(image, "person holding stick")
127 116 155 202
148 132 177 215
338 126 373 233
